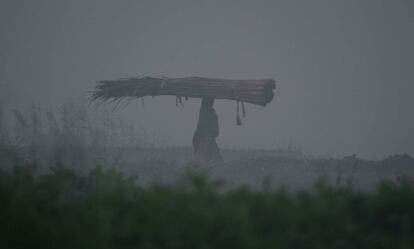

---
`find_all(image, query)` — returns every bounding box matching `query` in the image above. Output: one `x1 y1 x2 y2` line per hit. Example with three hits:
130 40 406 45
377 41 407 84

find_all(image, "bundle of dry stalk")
92 76 276 106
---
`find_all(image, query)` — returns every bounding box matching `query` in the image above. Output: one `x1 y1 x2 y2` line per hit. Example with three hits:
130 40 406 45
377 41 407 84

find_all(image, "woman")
192 97 222 162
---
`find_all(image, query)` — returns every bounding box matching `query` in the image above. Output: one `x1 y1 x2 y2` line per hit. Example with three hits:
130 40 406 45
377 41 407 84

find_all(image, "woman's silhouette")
192 97 222 162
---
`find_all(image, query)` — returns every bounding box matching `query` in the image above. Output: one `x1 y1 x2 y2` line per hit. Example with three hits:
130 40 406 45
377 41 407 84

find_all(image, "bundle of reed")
92 76 276 106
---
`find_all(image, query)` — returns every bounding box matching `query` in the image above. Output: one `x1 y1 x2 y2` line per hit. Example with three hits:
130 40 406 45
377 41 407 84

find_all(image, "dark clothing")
194 106 219 138
193 98 221 162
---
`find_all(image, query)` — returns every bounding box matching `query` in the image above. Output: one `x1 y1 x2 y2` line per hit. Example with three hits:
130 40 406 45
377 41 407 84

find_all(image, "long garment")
192 98 222 162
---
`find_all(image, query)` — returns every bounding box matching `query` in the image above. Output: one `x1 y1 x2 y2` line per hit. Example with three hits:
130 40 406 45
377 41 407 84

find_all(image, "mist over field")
1 0 414 159
1 1 414 248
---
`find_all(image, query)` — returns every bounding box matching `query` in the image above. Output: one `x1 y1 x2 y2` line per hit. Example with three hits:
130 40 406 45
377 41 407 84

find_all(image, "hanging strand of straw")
236 101 242 126
242 101 246 118
140 97 145 111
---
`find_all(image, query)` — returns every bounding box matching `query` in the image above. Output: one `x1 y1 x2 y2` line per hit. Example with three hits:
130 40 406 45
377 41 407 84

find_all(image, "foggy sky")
1 0 413 159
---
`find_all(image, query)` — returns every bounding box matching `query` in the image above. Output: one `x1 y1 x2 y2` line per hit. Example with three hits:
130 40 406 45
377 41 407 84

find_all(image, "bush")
0 164 413 249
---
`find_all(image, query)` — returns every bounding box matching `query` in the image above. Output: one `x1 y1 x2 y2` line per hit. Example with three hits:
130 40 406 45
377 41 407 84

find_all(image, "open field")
2 143 414 192
103 147 414 192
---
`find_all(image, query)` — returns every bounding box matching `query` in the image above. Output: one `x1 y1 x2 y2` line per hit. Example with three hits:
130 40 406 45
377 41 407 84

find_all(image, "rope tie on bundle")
160 77 169 90
176 96 184 107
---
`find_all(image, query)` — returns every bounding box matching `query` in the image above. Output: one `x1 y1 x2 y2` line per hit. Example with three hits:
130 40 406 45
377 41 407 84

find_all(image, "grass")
1 163 413 249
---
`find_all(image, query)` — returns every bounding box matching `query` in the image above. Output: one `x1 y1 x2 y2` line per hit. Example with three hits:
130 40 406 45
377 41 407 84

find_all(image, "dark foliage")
0 164 413 249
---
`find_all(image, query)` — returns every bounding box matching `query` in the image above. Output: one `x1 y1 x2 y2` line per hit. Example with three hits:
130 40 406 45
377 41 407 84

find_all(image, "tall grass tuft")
1 98 147 172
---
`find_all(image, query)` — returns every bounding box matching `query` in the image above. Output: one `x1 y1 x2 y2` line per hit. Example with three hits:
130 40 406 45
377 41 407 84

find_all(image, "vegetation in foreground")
1 164 413 249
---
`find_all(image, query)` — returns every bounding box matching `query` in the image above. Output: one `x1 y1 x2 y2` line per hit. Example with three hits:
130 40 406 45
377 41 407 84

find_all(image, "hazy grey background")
1 0 413 159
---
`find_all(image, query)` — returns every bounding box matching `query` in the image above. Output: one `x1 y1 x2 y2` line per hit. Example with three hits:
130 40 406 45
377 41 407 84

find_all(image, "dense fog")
1 0 413 159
